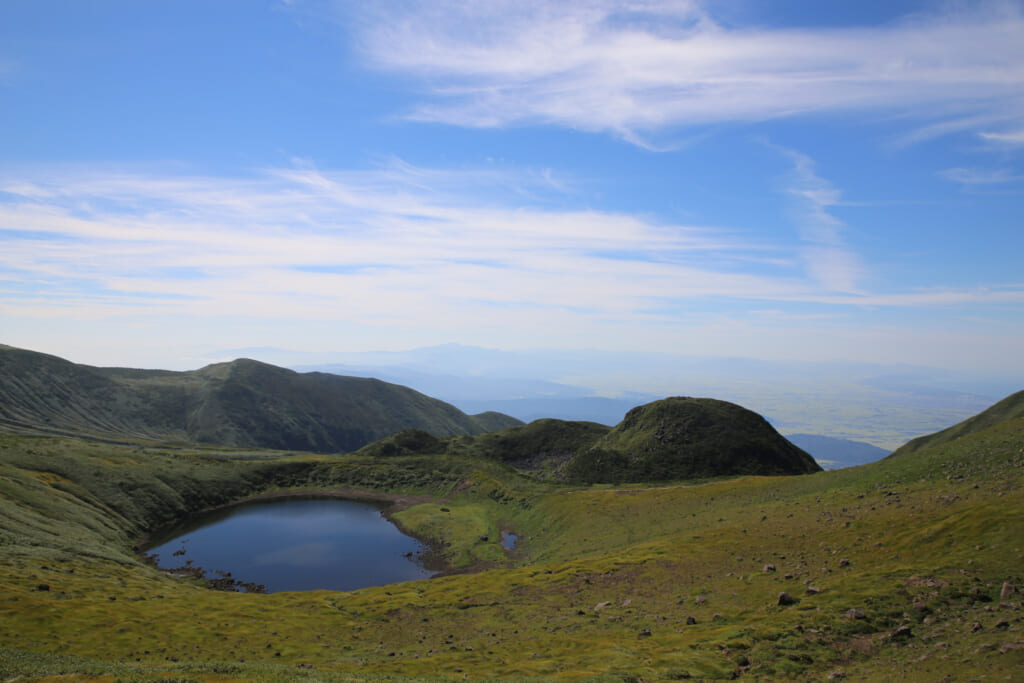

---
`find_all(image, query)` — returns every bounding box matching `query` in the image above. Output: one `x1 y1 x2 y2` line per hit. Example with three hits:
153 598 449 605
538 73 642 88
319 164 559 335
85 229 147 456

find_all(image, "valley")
0 348 1022 681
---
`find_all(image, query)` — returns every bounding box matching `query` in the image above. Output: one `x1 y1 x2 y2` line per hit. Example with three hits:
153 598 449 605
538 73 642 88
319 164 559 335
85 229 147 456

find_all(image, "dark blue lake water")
143 497 436 592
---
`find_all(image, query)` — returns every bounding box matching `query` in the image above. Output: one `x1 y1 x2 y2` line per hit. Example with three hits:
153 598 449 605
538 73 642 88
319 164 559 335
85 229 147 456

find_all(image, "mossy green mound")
360 399 820 485
447 418 611 475
568 397 821 483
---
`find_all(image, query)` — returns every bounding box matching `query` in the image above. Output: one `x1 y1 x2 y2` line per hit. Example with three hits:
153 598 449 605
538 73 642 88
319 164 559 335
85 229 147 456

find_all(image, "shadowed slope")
0 346 521 452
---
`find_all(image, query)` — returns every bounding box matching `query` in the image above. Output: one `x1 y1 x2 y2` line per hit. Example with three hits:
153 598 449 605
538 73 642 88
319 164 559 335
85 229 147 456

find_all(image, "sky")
2 0 1023 377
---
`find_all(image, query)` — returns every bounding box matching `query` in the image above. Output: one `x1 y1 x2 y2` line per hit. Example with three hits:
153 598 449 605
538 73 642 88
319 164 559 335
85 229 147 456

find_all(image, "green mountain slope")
569 396 821 482
888 388 1024 457
357 397 819 484
0 388 1021 681
353 419 610 480
0 345 521 452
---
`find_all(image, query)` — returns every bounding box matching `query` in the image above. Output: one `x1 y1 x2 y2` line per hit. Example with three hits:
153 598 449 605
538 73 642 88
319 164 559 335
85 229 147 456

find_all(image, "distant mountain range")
2 342 997 476
0 345 521 453
0 344 822 482
276 343 1014 449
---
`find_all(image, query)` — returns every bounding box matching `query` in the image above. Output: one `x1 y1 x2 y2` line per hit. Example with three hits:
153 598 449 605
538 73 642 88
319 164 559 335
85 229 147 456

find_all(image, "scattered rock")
999 642 1024 654
777 592 799 606
763 563 776 573
827 671 847 680
686 616 697 625
35 584 49 592
594 601 611 612
890 624 913 641
913 601 929 613
995 619 1010 630
971 621 984 633
839 558 851 568
638 629 652 638
806 586 821 595
1001 582 1016 600
846 609 867 620
695 595 707 606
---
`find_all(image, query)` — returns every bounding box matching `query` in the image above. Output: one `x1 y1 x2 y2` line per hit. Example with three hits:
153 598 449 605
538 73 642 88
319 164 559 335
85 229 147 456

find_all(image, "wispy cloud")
940 167 1024 185
351 1 1024 144
0 162 788 327
2 160 1020 337
773 146 864 294
979 129 1024 146
4 161 1024 370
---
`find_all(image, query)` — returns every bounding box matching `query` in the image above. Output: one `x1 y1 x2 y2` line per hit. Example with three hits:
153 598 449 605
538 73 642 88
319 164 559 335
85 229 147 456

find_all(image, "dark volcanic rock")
777 592 800 606
890 624 913 641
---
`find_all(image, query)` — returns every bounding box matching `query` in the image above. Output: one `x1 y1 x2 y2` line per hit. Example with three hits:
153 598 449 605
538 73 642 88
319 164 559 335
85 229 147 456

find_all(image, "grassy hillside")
445 419 611 477
572 397 821 482
0 346 521 452
1 392 1022 681
357 399 819 485
889 389 1024 457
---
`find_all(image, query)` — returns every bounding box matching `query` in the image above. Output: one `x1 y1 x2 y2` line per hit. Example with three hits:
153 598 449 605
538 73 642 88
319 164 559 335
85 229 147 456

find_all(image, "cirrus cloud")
352 1 1024 145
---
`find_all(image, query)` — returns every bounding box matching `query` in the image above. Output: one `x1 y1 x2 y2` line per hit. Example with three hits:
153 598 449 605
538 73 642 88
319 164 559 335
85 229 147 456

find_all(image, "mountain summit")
566 396 821 482
0 345 521 452
366 395 822 483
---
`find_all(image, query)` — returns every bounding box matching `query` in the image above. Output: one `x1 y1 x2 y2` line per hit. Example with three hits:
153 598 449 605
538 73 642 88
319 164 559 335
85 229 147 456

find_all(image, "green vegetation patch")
1 400 1023 681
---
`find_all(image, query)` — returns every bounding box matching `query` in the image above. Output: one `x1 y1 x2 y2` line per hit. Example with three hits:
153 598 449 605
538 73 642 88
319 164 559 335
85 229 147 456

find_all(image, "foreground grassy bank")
1 412 1023 681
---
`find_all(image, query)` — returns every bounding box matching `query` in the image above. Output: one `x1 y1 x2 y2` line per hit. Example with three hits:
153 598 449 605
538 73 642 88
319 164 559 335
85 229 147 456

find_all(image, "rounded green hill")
567 396 821 483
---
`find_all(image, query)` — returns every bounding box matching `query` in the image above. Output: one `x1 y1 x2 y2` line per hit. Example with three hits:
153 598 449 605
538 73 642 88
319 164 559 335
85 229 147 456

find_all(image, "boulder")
777 592 799 606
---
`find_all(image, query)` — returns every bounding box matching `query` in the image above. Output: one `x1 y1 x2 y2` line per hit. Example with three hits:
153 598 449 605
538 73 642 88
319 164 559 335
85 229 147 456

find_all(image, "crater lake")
143 497 436 592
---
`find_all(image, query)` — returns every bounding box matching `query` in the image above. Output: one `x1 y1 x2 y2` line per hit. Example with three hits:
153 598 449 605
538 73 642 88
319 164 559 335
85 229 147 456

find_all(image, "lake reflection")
143 497 436 592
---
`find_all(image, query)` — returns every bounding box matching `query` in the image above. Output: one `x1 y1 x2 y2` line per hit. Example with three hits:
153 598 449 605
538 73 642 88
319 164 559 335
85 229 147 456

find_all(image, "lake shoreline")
134 486 461 587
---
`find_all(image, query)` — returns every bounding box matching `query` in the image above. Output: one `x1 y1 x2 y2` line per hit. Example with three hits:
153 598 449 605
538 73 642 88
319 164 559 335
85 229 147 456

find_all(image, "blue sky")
2 0 1023 376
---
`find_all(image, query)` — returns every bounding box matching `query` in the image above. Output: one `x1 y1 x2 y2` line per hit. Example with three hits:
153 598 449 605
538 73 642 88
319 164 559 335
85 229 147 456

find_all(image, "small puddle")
501 531 518 550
